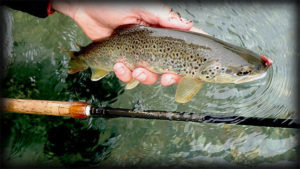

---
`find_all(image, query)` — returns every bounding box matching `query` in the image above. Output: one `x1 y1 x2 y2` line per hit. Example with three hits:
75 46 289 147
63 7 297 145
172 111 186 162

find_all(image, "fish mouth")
234 72 267 84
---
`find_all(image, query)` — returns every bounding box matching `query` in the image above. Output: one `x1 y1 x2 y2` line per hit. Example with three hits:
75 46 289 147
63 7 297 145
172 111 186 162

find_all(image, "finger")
161 73 182 86
139 4 193 31
132 68 159 85
189 26 209 35
113 63 132 82
157 6 193 30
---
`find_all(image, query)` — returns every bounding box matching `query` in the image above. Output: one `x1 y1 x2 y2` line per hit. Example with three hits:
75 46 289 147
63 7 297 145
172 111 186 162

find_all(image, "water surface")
2 1 298 168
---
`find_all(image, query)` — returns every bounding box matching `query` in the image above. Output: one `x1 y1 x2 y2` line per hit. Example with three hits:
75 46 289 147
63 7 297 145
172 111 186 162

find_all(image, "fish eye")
237 71 243 76
237 70 251 76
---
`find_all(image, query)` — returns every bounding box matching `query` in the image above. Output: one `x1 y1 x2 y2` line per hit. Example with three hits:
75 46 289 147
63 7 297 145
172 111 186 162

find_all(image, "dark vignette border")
0 0 299 169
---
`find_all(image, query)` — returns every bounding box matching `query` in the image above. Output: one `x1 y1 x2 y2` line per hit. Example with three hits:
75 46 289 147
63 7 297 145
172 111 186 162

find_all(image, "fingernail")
135 72 147 81
115 63 125 75
169 17 180 23
168 78 175 84
170 16 192 25
165 75 176 84
182 18 192 24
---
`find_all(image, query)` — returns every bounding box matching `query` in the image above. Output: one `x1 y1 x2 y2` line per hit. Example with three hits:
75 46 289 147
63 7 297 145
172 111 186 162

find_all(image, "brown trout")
67 25 272 103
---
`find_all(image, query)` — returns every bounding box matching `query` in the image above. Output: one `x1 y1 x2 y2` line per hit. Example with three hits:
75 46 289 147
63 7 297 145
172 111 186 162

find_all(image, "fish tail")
58 46 87 74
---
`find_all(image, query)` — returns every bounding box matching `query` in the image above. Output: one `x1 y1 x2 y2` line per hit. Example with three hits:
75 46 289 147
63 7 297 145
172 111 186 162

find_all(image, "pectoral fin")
175 77 204 103
91 68 109 81
125 79 140 89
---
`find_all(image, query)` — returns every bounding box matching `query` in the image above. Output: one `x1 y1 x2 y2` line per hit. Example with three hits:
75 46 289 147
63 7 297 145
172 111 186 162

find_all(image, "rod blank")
90 107 300 129
2 98 299 129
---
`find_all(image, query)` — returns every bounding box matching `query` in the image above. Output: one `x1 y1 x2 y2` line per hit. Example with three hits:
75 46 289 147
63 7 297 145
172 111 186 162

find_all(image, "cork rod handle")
1 98 89 118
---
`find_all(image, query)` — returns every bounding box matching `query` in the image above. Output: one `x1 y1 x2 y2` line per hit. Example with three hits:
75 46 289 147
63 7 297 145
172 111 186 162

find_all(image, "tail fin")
58 47 87 74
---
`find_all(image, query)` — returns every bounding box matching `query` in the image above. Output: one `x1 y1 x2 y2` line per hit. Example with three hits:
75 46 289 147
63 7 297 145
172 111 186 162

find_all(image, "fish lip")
234 72 267 83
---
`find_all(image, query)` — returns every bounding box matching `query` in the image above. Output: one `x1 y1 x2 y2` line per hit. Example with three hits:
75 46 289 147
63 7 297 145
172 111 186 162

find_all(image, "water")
1 1 298 168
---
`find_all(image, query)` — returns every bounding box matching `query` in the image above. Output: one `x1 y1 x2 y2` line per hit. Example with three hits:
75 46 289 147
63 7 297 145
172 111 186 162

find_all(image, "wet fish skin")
68 25 272 103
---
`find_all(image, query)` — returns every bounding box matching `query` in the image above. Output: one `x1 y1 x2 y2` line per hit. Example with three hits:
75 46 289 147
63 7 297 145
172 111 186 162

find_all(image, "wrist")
52 0 79 19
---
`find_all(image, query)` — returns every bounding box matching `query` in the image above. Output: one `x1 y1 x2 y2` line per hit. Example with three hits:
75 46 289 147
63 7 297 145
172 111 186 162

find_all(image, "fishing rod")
2 98 299 129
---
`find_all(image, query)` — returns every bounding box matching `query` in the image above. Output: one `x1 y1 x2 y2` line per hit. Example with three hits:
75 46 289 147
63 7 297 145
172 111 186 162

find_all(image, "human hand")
52 1 208 86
